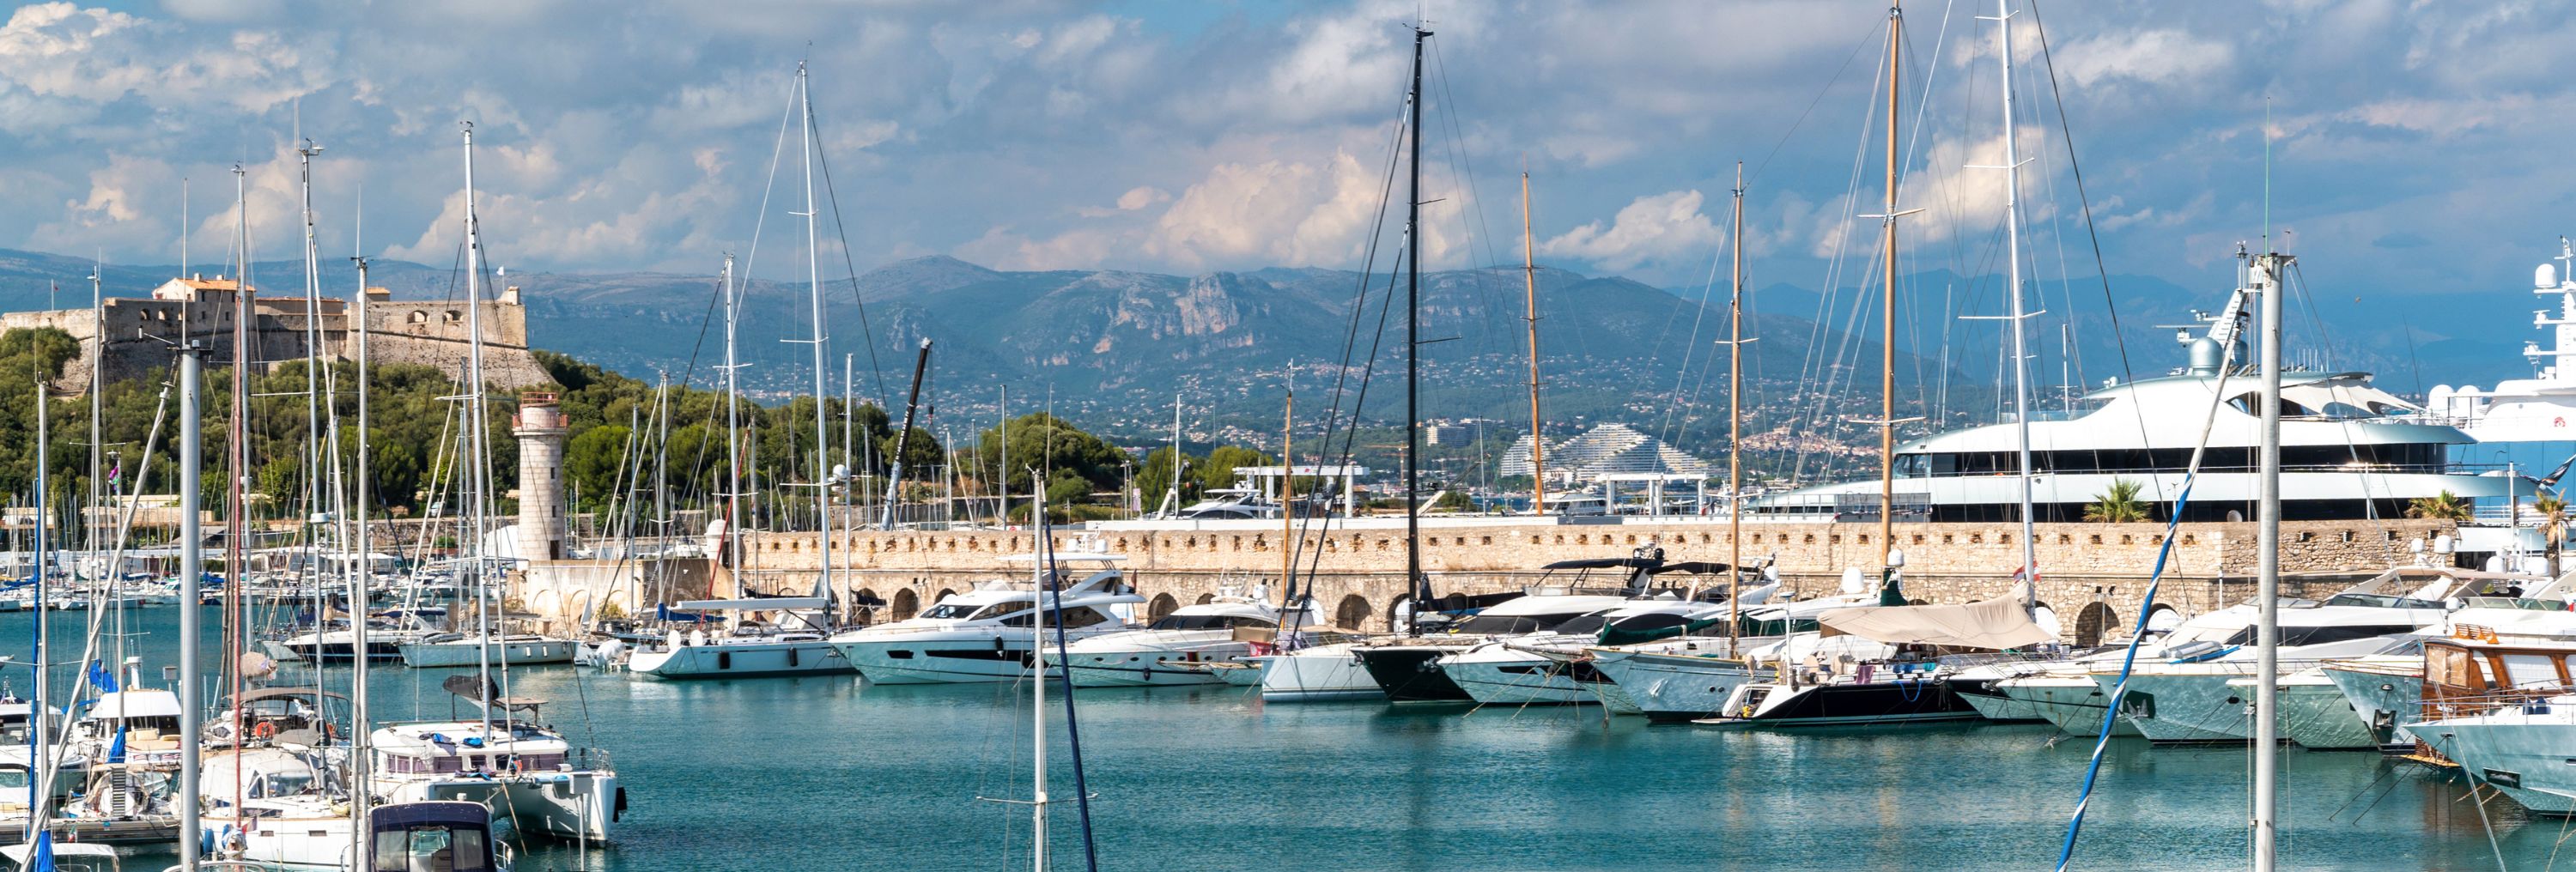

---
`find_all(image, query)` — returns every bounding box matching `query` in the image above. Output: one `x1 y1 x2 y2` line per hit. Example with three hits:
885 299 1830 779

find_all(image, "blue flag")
26 831 50 872
82 662 115 695
106 726 125 766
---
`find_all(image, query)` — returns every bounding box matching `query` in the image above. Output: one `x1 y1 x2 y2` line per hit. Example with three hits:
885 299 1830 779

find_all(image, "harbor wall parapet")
702 518 2458 645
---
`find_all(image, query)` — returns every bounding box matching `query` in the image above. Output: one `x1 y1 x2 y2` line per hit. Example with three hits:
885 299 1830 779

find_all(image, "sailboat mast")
799 64 835 609
2251 251 2289 869
1281 366 1294 596
1728 163 1746 648
1404 24 1430 634
1029 517 1048 872
348 251 374 871
176 345 204 869
1995 0 2037 588
27 372 47 844
1520 172 1544 515
459 122 496 746
723 255 741 583
1878 1 1904 566
226 162 249 763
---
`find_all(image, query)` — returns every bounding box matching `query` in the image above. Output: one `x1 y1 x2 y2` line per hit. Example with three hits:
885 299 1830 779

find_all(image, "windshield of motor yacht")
2457 596 2571 611
2221 622 2421 648
920 602 1030 621
1449 611 1600 634
1145 614 1274 631
998 606 1111 627
2321 593 2445 609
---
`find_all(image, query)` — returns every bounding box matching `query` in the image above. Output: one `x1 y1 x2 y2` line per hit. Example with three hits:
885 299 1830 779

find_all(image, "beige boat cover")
1816 585 2054 650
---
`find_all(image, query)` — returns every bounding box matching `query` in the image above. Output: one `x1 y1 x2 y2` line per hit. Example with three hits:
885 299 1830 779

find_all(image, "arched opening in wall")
2031 601 2062 639
853 588 883 626
444 310 463 324
890 589 920 621
2073 602 2119 647
408 311 428 324
933 589 957 607
1387 595 1416 632
2143 604 2182 635
1194 592 1215 605
1145 593 1179 622
1333 594 1371 631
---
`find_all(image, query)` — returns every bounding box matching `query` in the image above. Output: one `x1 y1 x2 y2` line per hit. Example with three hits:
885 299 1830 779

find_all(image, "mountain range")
0 246 2543 454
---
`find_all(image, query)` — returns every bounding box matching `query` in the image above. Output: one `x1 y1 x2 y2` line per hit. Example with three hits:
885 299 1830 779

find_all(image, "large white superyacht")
1750 278 2506 524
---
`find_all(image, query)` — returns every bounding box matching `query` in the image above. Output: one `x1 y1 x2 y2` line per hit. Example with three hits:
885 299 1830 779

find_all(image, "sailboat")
1264 25 1447 706
626 64 859 681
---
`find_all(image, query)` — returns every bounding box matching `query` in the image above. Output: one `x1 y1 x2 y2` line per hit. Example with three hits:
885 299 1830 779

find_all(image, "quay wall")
683 518 2458 645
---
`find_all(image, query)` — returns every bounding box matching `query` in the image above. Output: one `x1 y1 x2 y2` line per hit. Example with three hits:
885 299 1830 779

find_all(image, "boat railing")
563 746 614 772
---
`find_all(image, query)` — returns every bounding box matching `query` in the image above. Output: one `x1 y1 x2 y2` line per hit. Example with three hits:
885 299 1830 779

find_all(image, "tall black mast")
1404 25 1430 635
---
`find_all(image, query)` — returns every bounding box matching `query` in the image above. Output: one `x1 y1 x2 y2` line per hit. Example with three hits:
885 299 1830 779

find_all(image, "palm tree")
2537 492 2568 572
2404 490 2474 522
2083 478 2149 523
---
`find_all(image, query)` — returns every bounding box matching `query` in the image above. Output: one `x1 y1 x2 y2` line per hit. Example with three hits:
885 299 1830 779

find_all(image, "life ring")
252 722 279 740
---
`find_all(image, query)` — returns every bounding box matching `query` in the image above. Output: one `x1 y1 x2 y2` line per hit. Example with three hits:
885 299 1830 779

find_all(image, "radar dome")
2188 336 2224 375
1838 567 1866 594
2541 263 2560 289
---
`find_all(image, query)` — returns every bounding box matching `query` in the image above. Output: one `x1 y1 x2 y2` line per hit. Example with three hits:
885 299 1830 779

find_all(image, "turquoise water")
3 607 2563 870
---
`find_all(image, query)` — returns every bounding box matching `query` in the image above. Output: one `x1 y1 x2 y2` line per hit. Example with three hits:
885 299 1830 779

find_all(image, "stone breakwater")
522 518 2452 645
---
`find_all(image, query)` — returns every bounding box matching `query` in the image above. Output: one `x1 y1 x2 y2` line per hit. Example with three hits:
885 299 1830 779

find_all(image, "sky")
3 0 2573 318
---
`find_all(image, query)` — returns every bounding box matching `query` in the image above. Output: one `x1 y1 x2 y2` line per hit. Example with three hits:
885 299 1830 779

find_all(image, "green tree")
564 424 634 513
2405 491 2474 522
972 413 1127 495
2082 478 2149 523
1195 445 1273 494
1134 445 1195 513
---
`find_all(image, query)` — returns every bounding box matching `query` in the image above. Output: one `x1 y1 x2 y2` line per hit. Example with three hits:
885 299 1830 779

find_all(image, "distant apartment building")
1425 417 1506 445
1498 422 1713 482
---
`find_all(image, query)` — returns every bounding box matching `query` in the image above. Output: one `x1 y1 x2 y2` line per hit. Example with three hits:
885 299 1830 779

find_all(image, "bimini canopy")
1815 589 2055 650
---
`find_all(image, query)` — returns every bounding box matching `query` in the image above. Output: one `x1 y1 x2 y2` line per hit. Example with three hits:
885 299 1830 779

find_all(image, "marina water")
7 608 2555 870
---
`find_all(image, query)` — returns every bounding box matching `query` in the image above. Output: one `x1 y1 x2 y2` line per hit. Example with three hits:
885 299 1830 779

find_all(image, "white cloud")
1540 190 1719 274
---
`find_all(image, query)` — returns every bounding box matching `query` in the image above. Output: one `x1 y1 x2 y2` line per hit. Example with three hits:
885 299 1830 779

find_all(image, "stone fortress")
0 275 550 391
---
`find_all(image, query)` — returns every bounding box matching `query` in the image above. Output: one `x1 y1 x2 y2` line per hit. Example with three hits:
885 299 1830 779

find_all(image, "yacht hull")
835 638 1035 684
2096 669 2257 743
2002 675 2140 737
381 771 623 842
399 639 578 669
2424 714 2576 814
1586 650 1760 722
2324 661 2425 750
1443 655 1593 706
1258 644 1382 702
1356 645 1474 702
2277 675 2376 750
625 639 854 680
1714 679 1980 727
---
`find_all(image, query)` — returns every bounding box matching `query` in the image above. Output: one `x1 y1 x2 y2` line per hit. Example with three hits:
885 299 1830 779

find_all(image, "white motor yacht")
401 633 580 669
830 547 1143 684
1584 572 1876 721
1255 642 1383 702
1046 589 1311 687
1444 593 1760 707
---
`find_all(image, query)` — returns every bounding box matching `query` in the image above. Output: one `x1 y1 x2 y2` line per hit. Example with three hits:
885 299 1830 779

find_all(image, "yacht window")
1547 615 1612 634
1608 613 1692 632
973 603 1032 621
2227 624 2415 648
1147 614 1275 631
920 603 981 620
1000 606 1110 628
0 769 26 794
1450 612 1595 634
2320 594 2444 609
2501 654 2566 689
373 826 491 872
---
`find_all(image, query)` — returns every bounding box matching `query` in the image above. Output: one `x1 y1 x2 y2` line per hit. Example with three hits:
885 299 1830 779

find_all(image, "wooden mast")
1878 0 1904 569
1521 172 1545 515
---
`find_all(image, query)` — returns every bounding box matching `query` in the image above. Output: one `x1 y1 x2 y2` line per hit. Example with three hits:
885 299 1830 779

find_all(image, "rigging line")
2054 336 2239 872
2026 0 2133 383
806 103 893 403
1314 93 1414 460
1668 201 1742 448
1302 248 1407 597
1428 38 1512 366
732 71 804 372
1750 18 1888 185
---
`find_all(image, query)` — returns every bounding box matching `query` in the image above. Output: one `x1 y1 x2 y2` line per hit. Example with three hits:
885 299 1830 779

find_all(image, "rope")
2055 336 2238 872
